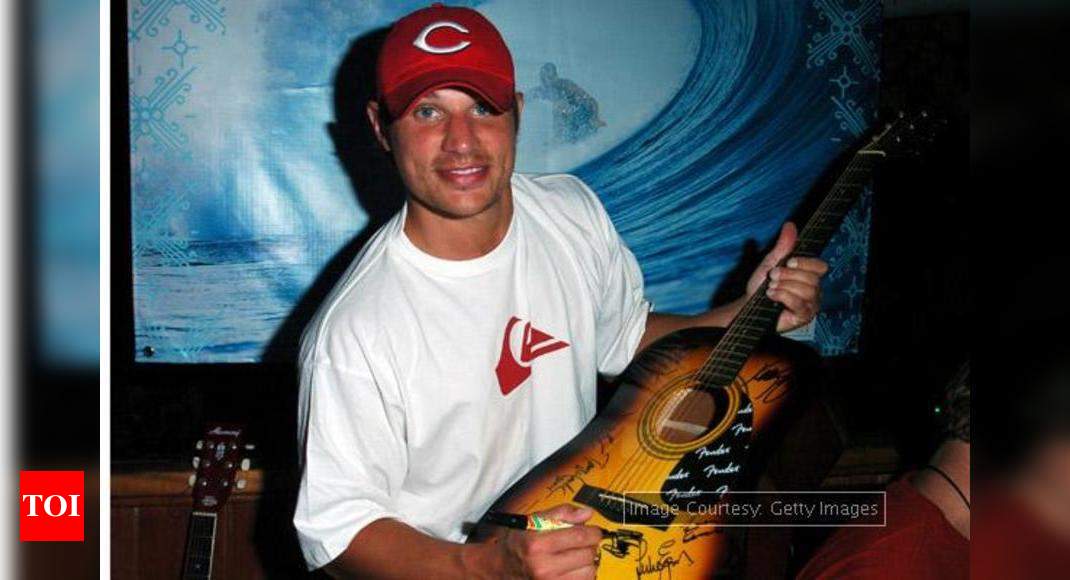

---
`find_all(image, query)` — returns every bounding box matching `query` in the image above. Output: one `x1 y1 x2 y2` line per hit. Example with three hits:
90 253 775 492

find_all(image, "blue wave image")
131 0 873 362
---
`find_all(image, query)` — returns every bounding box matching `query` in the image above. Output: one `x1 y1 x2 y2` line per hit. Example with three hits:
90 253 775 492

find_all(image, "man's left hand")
746 222 829 333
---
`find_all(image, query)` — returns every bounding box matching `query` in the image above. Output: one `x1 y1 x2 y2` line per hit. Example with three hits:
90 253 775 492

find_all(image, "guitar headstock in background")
188 424 253 512
861 110 947 159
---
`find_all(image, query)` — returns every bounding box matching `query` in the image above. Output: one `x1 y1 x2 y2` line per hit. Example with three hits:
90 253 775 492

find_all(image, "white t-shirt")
294 173 651 570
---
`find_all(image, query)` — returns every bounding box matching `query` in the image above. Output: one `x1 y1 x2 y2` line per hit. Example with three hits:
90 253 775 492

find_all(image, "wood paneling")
111 469 312 579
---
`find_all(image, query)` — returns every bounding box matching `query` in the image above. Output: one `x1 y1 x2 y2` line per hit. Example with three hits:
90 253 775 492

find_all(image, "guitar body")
470 327 817 579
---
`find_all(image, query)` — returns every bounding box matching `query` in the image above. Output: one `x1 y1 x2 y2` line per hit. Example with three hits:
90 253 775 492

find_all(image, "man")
294 5 827 578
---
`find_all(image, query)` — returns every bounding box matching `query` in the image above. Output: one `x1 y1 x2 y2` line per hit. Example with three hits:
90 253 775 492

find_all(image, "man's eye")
472 102 491 116
414 106 440 120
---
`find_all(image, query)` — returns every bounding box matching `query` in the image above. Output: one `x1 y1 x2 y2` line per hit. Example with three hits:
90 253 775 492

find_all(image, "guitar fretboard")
695 151 883 386
182 512 217 580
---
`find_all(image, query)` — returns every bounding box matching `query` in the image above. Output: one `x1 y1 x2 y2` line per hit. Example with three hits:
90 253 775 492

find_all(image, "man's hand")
638 222 830 352
467 504 602 579
746 222 829 333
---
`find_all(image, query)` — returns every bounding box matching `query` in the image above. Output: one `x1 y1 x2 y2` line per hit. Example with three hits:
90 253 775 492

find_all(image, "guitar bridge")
574 485 674 528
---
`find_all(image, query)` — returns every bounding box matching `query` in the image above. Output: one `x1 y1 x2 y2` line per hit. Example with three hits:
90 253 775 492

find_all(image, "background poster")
128 0 880 363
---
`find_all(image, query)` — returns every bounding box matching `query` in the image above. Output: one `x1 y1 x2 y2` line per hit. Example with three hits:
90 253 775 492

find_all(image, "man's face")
369 88 523 220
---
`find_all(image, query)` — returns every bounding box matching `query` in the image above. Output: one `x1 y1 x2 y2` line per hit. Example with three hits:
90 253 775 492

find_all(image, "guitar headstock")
188 424 252 512
860 110 946 159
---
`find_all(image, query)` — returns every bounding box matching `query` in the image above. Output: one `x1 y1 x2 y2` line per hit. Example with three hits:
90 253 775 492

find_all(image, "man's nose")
442 115 476 154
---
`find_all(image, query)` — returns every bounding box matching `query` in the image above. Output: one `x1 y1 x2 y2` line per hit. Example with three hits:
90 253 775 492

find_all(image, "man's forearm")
636 297 745 353
324 518 493 580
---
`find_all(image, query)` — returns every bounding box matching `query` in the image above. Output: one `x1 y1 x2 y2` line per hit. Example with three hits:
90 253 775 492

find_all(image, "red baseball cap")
377 3 516 120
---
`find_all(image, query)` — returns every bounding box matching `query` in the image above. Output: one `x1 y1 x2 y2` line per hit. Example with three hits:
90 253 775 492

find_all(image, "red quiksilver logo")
20 471 84 542
495 316 570 395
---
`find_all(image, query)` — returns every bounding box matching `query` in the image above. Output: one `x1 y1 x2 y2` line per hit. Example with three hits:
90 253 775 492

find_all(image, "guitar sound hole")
656 388 720 444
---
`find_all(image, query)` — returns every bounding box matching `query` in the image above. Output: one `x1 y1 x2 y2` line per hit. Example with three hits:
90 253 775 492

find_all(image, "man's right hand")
465 504 603 579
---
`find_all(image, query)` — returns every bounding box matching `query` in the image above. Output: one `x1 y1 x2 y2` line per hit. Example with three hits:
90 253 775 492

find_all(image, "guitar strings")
664 155 872 432
687 157 871 435
610 184 844 498
608 446 649 490
611 160 861 495
603 154 877 503
602 141 892 498
596 123 910 507
610 269 775 495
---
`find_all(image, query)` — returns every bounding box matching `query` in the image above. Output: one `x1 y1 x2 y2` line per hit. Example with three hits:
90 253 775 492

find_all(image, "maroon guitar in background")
182 424 252 580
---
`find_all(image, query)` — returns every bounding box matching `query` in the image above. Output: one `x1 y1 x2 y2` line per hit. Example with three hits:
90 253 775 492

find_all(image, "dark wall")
847 11 970 462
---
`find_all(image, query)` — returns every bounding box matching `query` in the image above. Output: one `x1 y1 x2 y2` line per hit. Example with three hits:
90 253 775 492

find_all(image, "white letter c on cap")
413 21 471 54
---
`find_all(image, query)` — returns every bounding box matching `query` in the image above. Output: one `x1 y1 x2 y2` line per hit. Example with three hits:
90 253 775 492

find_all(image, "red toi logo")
495 316 570 395
20 471 84 542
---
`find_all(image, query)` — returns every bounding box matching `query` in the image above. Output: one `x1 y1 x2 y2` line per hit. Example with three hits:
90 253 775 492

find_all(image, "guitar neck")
793 151 883 258
697 150 883 385
182 512 218 580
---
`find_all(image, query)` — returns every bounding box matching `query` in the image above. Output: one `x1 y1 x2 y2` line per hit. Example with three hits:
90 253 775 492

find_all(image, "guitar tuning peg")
192 457 200 468
241 459 251 471
188 474 197 487
236 479 247 490
195 440 204 450
244 443 256 451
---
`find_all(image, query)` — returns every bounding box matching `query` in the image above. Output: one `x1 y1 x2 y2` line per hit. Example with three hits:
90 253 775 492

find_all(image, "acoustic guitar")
470 112 941 578
181 424 252 580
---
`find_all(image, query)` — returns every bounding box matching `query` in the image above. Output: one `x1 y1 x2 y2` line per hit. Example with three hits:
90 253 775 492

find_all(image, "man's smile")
436 164 489 188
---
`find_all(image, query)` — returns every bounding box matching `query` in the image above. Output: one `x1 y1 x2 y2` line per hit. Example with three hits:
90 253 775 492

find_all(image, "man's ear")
366 100 392 152
512 92 525 133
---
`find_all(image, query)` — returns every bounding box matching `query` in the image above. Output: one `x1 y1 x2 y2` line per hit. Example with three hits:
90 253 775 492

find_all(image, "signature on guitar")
636 539 695 578
546 431 614 497
743 362 793 404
